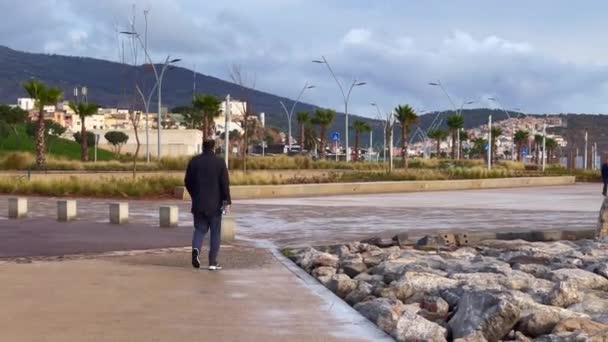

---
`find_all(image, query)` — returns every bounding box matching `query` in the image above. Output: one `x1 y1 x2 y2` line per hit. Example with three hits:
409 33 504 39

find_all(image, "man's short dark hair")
203 139 216 151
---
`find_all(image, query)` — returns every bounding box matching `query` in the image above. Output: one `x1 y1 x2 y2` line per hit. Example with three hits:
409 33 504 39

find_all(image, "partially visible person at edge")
185 139 231 270
602 157 608 196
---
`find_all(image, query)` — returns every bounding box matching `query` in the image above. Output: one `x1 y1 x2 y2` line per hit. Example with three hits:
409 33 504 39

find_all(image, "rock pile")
291 238 608 341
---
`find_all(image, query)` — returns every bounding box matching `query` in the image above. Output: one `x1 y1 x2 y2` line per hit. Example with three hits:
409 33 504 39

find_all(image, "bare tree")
229 64 257 172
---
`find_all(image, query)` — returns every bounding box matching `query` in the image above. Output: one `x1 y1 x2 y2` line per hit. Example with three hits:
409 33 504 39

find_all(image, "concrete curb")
270 248 393 342
175 176 576 200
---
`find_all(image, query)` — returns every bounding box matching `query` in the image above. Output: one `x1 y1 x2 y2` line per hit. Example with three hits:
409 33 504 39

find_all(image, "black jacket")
602 163 608 184
184 151 231 217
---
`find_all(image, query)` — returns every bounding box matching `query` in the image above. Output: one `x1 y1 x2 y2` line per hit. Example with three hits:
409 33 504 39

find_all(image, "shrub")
1 152 34 170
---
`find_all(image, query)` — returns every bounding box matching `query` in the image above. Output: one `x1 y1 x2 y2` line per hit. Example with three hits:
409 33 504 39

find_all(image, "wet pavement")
0 183 601 257
0 183 600 341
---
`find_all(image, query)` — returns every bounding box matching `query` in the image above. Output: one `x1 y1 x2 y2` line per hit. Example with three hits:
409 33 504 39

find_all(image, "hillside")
0 126 114 161
0 46 515 146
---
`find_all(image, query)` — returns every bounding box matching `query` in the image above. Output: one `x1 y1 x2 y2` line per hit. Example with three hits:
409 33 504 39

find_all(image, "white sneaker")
208 264 222 271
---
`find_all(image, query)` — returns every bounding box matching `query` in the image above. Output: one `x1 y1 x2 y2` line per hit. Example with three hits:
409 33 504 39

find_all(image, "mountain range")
2 45 597 153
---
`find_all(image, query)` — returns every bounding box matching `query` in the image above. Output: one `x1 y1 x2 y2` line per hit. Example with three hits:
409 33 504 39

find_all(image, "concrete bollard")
109 202 129 225
221 214 236 242
8 197 28 219
57 200 77 222
159 206 179 228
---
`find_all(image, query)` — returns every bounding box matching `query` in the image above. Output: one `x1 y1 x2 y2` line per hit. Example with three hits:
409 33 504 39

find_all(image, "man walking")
185 139 231 270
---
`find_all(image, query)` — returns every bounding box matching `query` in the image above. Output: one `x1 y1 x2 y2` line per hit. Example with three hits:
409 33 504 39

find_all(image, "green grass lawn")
0 125 115 161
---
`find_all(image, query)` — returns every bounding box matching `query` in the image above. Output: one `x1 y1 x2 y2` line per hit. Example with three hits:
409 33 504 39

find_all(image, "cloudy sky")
2 0 608 117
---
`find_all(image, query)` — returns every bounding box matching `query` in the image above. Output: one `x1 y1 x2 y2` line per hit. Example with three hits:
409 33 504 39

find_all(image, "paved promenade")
0 183 601 341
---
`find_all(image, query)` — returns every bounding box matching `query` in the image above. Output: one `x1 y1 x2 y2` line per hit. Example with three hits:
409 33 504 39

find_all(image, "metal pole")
224 94 231 168
456 128 460 160
344 100 349 162
368 130 373 162
488 115 492 170
335 141 338 162
584 131 588 169
388 123 394 172
595 142 598 170
542 123 546 171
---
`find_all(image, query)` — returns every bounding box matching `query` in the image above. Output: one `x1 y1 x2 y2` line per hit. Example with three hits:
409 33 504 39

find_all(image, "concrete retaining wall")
175 176 576 200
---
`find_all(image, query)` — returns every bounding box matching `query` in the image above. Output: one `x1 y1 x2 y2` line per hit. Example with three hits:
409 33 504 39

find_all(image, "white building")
17 97 56 112
94 129 203 157
72 114 107 131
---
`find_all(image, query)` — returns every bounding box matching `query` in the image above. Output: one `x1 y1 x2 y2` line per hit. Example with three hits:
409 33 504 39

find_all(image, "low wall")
0 169 340 181
175 176 576 200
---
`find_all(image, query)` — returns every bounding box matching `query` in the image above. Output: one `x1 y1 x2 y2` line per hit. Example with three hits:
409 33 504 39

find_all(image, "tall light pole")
279 82 315 153
157 56 181 159
371 102 394 171
313 56 366 162
120 29 181 160
456 100 475 160
488 97 514 160
224 94 231 168
488 115 492 170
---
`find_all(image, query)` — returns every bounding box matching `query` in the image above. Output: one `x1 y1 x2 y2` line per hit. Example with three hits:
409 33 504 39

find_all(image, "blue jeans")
192 214 222 266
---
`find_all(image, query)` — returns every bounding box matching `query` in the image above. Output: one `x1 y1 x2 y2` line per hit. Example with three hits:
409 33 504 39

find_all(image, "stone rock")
296 248 339 272
311 266 336 278
392 233 410 248
389 272 459 301
360 236 396 248
415 235 443 250
316 275 332 287
593 263 608 279
342 260 367 278
362 254 384 268
311 252 340 269
453 331 489 342
382 246 404 261
534 332 591 342
449 290 521 342
335 245 352 258
354 297 406 334
353 273 386 288
552 317 608 334
513 263 552 279
567 293 608 325
391 311 448 342
597 196 608 238
345 281 374 306
512 331 533 342
546 281 582 308
516 311 561 337
420 296 450 316
549 268 608 291
326 274 357 298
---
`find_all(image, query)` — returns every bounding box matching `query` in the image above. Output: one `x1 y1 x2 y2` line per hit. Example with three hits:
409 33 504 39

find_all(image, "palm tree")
193 94 222 143
69 102 99 161
394 105 419 168
545 137 558 164
352 120 371 162
490 126 503 162
534 134 543 164
514 130 530 161
312 109 336 159
296 111 310 155
427 129 449 158
459 129 468 158
23 80 63 167
446 115 465 160
471 137 488 159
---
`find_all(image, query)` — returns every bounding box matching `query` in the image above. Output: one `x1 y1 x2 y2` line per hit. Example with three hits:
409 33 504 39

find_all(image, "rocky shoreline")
289 238 608 341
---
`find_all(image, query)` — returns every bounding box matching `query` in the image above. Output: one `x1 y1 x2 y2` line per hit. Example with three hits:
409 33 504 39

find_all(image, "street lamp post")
371 102 394 171
429 81 466 160
314 56 366 162
156 56 181 159
120 30 180 160
456 100 475 160
279 82 315 153
488 97 514 160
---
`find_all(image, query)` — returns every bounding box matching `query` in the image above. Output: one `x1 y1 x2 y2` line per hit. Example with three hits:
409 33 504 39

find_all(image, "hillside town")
11 94 580 166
